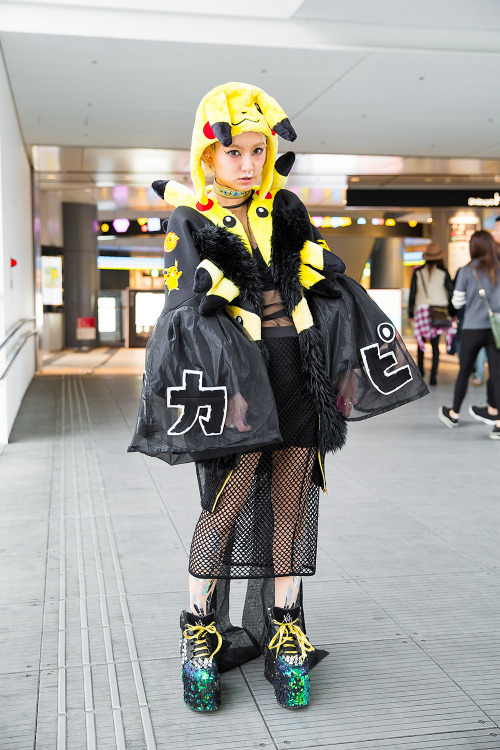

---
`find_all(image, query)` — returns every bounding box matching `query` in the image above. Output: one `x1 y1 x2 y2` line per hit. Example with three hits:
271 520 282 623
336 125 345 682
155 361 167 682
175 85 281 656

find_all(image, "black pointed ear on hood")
273 118 297 142
275 151 295 177
152 179 168 198
212 122 232 147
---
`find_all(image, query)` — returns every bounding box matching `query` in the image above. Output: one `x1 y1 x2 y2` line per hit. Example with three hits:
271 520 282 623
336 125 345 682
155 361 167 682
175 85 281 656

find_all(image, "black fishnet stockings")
188 444 319 580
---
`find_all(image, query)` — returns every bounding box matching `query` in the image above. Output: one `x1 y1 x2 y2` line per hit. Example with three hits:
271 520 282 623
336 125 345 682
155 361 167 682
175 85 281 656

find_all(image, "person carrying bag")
419 272 452 328
408 242 454 385
475 271 500 349
439 230 500 440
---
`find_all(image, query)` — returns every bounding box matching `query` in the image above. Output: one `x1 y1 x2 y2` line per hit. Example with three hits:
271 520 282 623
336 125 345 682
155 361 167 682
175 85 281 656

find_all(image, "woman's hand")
225 392 251 432
336 370 359 418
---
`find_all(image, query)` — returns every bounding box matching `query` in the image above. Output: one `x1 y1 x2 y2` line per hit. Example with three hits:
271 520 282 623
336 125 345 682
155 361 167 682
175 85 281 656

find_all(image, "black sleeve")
445 270 455 314
160 206 210 310
408 269 418 318
445 270 453 300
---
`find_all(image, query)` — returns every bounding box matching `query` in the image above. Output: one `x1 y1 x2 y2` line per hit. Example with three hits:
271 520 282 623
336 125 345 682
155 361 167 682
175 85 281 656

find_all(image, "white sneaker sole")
438 407 459 429
489 431 500 440
469 405 498 425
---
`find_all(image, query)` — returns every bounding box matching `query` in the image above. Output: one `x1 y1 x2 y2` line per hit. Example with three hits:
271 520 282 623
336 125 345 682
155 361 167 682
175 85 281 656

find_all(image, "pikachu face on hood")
191 82 296 205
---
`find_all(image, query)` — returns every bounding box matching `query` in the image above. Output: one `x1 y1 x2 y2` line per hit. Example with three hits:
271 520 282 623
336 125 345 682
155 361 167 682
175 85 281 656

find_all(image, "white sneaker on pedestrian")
469 404 498 425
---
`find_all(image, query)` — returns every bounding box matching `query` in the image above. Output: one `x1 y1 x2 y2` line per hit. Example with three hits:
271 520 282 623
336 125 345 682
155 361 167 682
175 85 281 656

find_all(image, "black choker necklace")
221 193 253 210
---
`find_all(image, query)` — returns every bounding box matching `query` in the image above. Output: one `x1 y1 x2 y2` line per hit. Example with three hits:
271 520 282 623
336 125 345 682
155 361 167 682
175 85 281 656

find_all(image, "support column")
431 208 455 264
369 237 405 289
63 203 99 348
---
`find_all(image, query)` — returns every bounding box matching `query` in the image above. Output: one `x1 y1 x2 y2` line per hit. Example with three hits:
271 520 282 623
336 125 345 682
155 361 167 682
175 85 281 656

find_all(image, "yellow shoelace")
268 617 315 661
184 623 223 660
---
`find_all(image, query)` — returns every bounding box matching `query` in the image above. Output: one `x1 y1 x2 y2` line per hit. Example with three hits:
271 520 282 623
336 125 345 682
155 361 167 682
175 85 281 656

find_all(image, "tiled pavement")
1 348 500 749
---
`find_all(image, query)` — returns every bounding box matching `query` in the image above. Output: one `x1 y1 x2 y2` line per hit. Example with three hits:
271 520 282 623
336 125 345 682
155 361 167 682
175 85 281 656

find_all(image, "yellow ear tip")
162 181 195 208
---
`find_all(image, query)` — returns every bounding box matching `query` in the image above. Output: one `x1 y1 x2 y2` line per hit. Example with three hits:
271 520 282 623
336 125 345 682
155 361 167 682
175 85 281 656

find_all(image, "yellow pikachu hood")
191 82 296 205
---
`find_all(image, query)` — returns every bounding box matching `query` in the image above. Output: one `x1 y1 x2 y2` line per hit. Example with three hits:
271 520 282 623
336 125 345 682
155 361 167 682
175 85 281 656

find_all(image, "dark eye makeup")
224 147 265 157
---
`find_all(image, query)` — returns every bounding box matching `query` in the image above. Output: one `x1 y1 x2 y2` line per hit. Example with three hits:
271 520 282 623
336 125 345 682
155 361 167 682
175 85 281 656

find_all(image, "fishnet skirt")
189 334 321 580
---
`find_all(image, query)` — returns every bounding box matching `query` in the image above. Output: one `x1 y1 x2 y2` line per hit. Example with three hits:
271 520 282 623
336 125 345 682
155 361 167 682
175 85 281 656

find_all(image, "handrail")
0 326 38 382
0 317 36 352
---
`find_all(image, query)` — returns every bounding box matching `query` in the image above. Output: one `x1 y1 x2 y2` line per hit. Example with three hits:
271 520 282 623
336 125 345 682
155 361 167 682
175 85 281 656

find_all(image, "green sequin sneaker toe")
264 605 315 709
180 610 222 711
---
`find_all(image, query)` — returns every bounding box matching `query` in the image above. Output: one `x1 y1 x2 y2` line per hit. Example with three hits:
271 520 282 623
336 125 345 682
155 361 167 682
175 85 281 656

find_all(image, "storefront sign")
99 218 164 237
347 188 500 208
467 192 500 207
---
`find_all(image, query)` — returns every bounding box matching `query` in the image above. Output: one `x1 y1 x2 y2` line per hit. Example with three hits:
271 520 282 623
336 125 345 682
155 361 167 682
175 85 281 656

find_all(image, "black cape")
127 188 428 673
128 190 427 473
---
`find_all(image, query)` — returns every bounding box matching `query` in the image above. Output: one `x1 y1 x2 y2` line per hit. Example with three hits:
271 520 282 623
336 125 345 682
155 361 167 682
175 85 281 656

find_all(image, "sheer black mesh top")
252 243 297 338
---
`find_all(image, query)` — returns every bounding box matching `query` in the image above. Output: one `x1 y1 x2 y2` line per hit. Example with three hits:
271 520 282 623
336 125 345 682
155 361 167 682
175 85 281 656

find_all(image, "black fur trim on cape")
298 327 347 454
270 198 347 453
192 224 263 315
270 203 310 314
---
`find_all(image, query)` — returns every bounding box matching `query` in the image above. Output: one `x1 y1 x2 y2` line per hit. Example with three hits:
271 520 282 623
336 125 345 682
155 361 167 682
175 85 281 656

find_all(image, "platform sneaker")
264 605 315 709
179 610 222 711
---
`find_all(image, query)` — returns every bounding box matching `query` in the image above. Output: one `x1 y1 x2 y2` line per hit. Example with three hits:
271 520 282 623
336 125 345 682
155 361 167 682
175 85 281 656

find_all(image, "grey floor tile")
141 657 273 749
309 729 500 749
355 571 500 637
0 671 38 749
0 518 48 557
0 601 43 674
242 639 495 747
320 529 486 578
0 554 47 603
416 631 500 725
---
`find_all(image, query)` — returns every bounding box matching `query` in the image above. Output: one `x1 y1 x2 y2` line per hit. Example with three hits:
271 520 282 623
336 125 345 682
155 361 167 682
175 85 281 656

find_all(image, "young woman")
408 243 454 385
129 82 428 712
439 230 500 439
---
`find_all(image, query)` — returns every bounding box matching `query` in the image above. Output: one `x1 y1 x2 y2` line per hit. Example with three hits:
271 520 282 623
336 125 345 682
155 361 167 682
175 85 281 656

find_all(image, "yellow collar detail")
194 198 252 255
165 180 280 265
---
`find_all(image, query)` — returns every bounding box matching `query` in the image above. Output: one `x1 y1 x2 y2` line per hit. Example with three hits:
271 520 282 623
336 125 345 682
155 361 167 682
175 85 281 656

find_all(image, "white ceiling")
1 0 500 208
294 0 500 31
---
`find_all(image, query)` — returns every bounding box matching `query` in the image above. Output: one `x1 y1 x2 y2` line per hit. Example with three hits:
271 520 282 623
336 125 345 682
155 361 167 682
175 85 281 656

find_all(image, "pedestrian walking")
439 230 500 438
408 242 454 385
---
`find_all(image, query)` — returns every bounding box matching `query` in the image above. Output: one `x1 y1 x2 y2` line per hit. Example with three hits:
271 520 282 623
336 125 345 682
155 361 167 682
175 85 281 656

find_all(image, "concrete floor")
1 348 499 750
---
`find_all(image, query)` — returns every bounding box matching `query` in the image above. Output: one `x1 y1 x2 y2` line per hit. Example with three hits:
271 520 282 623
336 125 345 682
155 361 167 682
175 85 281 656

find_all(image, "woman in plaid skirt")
408 242 454 385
